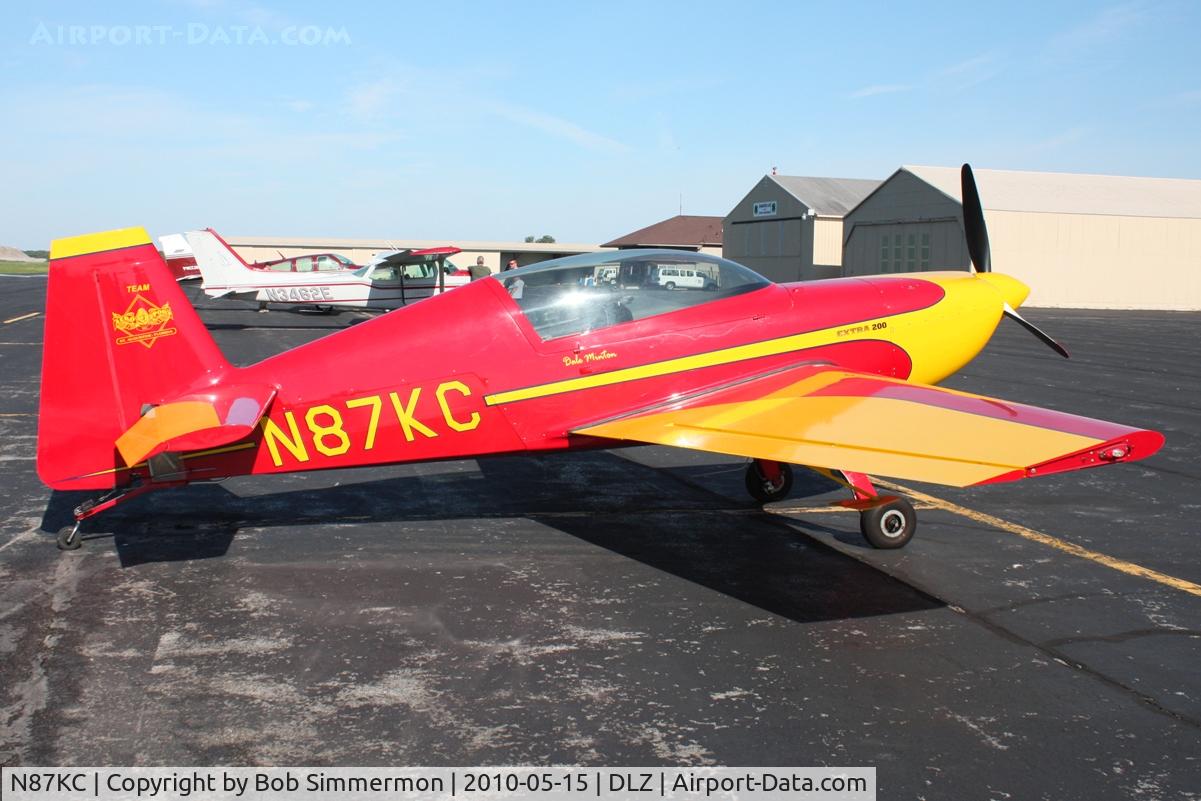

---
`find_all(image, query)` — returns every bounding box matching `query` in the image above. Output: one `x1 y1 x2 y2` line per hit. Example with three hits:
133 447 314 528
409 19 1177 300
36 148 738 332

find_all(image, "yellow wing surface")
573 367 1163 487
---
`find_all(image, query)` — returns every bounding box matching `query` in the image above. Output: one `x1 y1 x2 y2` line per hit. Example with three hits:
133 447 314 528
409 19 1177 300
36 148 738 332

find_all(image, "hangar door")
844 220 967 276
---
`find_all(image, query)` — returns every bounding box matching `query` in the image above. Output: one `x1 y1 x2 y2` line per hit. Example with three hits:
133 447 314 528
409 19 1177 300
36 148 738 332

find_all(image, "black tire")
664 281 676 290
745 462 793 503
859 498 917 549
57 524 82 551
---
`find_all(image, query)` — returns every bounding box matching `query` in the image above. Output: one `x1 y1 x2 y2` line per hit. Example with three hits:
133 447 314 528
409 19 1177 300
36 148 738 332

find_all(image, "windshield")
493 249 771 341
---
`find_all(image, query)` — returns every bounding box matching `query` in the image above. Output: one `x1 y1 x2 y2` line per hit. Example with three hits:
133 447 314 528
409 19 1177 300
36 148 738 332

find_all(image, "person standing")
468 255 490 281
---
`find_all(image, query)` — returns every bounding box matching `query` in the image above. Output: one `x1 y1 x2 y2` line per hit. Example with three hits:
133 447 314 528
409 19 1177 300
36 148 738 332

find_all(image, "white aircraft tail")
183 229 255 297
158 233 192 259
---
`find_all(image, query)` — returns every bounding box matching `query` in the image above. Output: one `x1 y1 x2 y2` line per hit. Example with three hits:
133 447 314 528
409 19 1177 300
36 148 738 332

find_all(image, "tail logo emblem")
111 294 177 348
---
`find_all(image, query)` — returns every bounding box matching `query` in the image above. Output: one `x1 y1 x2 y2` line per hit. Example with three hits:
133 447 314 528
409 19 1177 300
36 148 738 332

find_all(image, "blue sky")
2 0 1199 249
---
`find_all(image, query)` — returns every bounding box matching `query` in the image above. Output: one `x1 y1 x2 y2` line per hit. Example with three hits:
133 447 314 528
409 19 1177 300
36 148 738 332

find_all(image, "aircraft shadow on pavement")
42 490 240 566
41 451 942 624
648 462 882 548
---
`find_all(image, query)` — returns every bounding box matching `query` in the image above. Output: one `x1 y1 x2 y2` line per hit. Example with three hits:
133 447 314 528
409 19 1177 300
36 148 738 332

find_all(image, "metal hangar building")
841 165 1201 310
723 174 881 283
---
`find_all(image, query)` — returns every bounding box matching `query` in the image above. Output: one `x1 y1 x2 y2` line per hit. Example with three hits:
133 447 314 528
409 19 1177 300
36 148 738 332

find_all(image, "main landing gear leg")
824 469 917 549
56 480 185 551
744 459 794 503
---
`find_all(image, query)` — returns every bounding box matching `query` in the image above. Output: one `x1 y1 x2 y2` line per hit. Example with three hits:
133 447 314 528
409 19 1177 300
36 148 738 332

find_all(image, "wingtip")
973 428 1165 486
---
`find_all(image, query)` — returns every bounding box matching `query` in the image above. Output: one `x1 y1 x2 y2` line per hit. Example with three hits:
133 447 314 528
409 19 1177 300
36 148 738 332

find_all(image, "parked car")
655 265 716 290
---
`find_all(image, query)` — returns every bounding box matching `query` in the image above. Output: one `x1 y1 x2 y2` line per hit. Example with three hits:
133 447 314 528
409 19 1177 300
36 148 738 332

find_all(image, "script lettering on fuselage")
259 380 482 468
263 286 335 303
562 349 618 367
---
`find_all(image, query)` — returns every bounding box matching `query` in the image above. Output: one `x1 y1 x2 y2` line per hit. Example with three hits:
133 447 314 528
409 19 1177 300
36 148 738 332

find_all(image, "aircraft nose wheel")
859 497 917 549
56 523 82 551
745 461 793 502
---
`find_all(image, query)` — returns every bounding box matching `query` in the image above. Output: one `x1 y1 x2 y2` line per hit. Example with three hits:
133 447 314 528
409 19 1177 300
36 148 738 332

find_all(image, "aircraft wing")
572 366 1163 487
115 383 276 467
370 247 462 267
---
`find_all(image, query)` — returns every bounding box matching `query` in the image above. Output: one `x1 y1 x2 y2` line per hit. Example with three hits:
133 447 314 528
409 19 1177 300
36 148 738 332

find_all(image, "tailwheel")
51 475 186 553
56 523 82 551
745 460 793 503
859 497 917 549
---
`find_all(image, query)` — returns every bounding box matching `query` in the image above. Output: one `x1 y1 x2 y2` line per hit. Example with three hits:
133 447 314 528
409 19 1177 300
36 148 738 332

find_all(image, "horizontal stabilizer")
573 367 1163 488
116 383 276 466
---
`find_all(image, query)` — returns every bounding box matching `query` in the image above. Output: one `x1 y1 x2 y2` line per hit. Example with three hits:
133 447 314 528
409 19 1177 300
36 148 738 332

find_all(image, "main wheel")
56 524 82 551
664 281 676 290
859 498 917 549
745 462 793 502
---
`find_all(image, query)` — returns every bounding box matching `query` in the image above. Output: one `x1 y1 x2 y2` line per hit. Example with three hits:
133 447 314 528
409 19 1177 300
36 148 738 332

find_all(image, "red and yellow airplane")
38 166 1163 551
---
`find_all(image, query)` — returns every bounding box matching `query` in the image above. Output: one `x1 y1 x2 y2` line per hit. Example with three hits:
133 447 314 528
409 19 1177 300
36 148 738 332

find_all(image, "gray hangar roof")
769 175 883 217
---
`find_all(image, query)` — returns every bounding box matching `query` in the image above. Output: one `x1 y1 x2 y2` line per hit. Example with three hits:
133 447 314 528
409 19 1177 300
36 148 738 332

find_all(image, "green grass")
0 260 48 275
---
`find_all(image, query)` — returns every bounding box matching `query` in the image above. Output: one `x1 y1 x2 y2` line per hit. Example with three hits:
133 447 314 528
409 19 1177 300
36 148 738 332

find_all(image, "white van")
655 266 714 290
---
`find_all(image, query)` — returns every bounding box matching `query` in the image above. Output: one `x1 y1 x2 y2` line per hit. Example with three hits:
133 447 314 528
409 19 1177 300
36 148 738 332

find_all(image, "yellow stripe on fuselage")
484 272 1003 407
50 227 151 260
486 327 853 406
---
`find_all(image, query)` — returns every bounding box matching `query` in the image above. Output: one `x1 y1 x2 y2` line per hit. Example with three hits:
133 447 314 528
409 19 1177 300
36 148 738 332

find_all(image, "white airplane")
158 233 200 280
183 229 472 310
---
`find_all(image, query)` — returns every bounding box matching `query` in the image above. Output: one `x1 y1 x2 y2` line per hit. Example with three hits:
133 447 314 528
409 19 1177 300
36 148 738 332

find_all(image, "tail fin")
158 232 200 281
184 228 255 297
38 227 233 489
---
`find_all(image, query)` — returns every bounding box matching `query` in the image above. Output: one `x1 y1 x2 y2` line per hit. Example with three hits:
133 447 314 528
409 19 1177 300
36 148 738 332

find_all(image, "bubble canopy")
492 249 772 342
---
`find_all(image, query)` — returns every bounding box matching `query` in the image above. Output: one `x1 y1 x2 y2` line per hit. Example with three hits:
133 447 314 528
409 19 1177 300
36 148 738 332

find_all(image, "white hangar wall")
984 211 1200 309
842 166 1201 311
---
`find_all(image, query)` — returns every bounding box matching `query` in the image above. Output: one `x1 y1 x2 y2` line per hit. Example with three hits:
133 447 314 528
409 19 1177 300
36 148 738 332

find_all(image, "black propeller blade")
960 163 991 273
1002 303 1071 359
962 162 1069 358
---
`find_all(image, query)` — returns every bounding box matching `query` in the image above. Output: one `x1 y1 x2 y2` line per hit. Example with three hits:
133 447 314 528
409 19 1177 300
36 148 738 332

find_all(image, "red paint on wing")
974 429 1165 485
